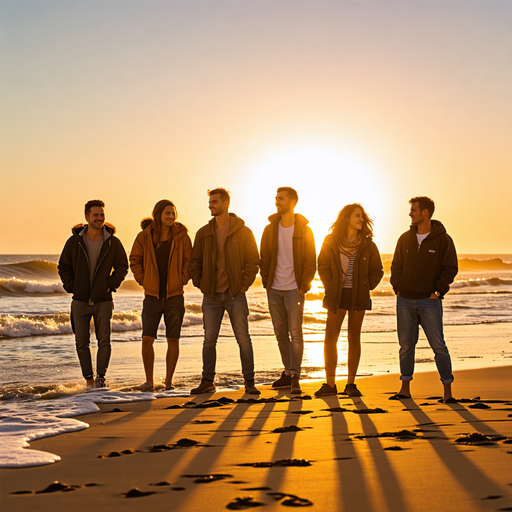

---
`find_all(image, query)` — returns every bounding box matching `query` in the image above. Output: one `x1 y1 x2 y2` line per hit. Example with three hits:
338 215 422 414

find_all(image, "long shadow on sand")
350 396 408 512
401 399 512 507
317 394 374 511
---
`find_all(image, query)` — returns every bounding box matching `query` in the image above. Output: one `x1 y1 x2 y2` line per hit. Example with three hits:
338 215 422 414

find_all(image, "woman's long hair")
140 199 176 248
329 203 374 241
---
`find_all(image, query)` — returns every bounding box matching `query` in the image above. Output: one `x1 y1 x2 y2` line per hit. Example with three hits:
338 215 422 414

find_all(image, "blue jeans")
202 291 255 381
71 299 113 379
397 295 454 384
268 288 305 375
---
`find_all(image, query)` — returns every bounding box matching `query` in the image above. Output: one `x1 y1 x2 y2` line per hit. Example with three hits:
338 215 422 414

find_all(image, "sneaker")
314 383 337 396
190 378 215 394
95 376 107 388
244 380 261 395
272 371 292 389
291 374 302 394
345 383 362 396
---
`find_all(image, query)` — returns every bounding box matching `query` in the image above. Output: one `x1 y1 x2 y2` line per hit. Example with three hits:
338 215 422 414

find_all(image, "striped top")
342 253 356 288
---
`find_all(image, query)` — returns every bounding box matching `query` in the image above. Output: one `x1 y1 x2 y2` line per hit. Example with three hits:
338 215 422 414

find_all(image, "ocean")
0 254 511 467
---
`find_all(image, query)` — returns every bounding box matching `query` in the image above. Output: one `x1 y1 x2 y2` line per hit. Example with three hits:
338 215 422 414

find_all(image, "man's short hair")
208 188 230 205
85 199 105 216
409 196 435 218
277 187 298 203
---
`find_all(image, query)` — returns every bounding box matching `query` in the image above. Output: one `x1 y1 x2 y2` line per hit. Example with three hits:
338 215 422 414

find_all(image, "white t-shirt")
272 223 297 290
416 231 430 246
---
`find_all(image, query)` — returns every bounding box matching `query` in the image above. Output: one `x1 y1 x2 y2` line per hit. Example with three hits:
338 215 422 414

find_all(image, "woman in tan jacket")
315 204 383 397
130 199 192 391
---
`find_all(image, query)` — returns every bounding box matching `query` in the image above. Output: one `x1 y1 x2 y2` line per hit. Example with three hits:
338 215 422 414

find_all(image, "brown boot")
190 378 215 394
291 374 302 394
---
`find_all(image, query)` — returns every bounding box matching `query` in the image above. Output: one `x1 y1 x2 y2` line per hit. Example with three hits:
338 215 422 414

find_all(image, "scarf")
338 233 361 282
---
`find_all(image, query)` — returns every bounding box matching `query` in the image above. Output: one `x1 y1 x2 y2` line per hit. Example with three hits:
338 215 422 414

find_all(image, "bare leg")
165 338 180 388
141 335 155 388
324 309 346 387
398 380 411 398
443 382 453 401
346 310 365 385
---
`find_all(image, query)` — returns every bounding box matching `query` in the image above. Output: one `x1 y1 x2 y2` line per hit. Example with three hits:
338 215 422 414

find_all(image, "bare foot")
165 383 175 390
86 378 95 389
140 382 154 391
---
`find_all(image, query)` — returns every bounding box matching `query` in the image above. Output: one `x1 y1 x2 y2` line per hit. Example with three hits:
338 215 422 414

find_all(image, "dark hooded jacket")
390 220 458 299
318 233 383 312
190 213 259 299
58 223 128 303
259 213 316 293
129 219 192 298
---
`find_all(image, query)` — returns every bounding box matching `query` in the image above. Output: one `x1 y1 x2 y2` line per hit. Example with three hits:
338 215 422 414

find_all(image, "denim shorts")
142 295 185 339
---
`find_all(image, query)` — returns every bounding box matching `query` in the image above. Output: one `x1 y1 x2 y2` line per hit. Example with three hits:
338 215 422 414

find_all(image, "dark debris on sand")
182 474 233 484
455 433 506 445
272 425 303 433
354 429 417 440
98 448 141 458
226 497 266 509
239 459 312 468
35 481 81 493
383 446 406 451
147 438 201 452
122 488 156 498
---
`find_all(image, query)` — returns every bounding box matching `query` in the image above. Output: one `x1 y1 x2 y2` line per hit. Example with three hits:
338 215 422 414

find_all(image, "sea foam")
0 389 157 468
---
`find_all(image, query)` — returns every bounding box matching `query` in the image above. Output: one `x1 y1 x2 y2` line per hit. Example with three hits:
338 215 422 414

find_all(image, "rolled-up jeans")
202 291 255 381
71 299 113 379
268 288 305 375
397 295 454 384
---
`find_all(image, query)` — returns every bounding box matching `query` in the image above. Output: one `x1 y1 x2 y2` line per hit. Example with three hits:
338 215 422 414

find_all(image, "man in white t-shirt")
260 187 316 394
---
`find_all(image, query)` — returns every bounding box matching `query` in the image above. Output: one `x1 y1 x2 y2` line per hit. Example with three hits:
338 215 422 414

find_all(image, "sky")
1 0 511 255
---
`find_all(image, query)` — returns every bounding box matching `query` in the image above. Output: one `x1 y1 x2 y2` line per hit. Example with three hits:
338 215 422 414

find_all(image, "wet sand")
2 365 512 511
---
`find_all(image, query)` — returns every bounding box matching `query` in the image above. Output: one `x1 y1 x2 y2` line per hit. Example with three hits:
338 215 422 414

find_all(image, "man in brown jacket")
190 188 260 395
260 187 316 394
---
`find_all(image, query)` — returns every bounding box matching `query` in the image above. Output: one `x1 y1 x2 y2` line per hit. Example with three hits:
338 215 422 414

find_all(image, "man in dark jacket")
260 187 316 394
390 196 458 402
58 200 128 388
190 188 260 395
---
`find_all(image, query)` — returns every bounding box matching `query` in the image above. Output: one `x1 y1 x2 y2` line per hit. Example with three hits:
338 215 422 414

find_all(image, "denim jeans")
202 291 255 381
71 299 113 378
267 288 305 375
397 295 454 384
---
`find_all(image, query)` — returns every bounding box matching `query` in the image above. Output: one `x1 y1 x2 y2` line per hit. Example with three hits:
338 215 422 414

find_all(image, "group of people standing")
58 188 458 402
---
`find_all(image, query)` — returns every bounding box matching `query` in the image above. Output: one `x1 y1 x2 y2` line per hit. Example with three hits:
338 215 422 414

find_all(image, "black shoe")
190 379 215 394
314 383 337 396
272 371 292 389
244 380 261 395
291 374 302 394
344 383 362 397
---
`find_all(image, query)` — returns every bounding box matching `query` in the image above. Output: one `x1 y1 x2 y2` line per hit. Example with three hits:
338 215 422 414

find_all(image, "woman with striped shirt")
315 204 384 396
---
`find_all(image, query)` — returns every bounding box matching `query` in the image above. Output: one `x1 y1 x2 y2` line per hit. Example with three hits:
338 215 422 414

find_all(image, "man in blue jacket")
390 196 458 403
58 200 128 388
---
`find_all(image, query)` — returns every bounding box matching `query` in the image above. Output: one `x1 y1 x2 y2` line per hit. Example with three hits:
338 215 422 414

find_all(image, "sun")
242 146 386 243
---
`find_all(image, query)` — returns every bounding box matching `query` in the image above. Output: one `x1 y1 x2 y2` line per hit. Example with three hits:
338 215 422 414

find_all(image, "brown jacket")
318 233 383 312
260 213 316 293
190 213 259 299
129 220 192 298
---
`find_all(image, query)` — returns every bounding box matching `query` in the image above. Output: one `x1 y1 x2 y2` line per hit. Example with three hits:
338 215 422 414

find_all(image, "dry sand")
2 366 512 512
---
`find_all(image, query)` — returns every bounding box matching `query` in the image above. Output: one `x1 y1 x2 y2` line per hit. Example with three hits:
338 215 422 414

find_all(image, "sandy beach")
2 365 512 512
